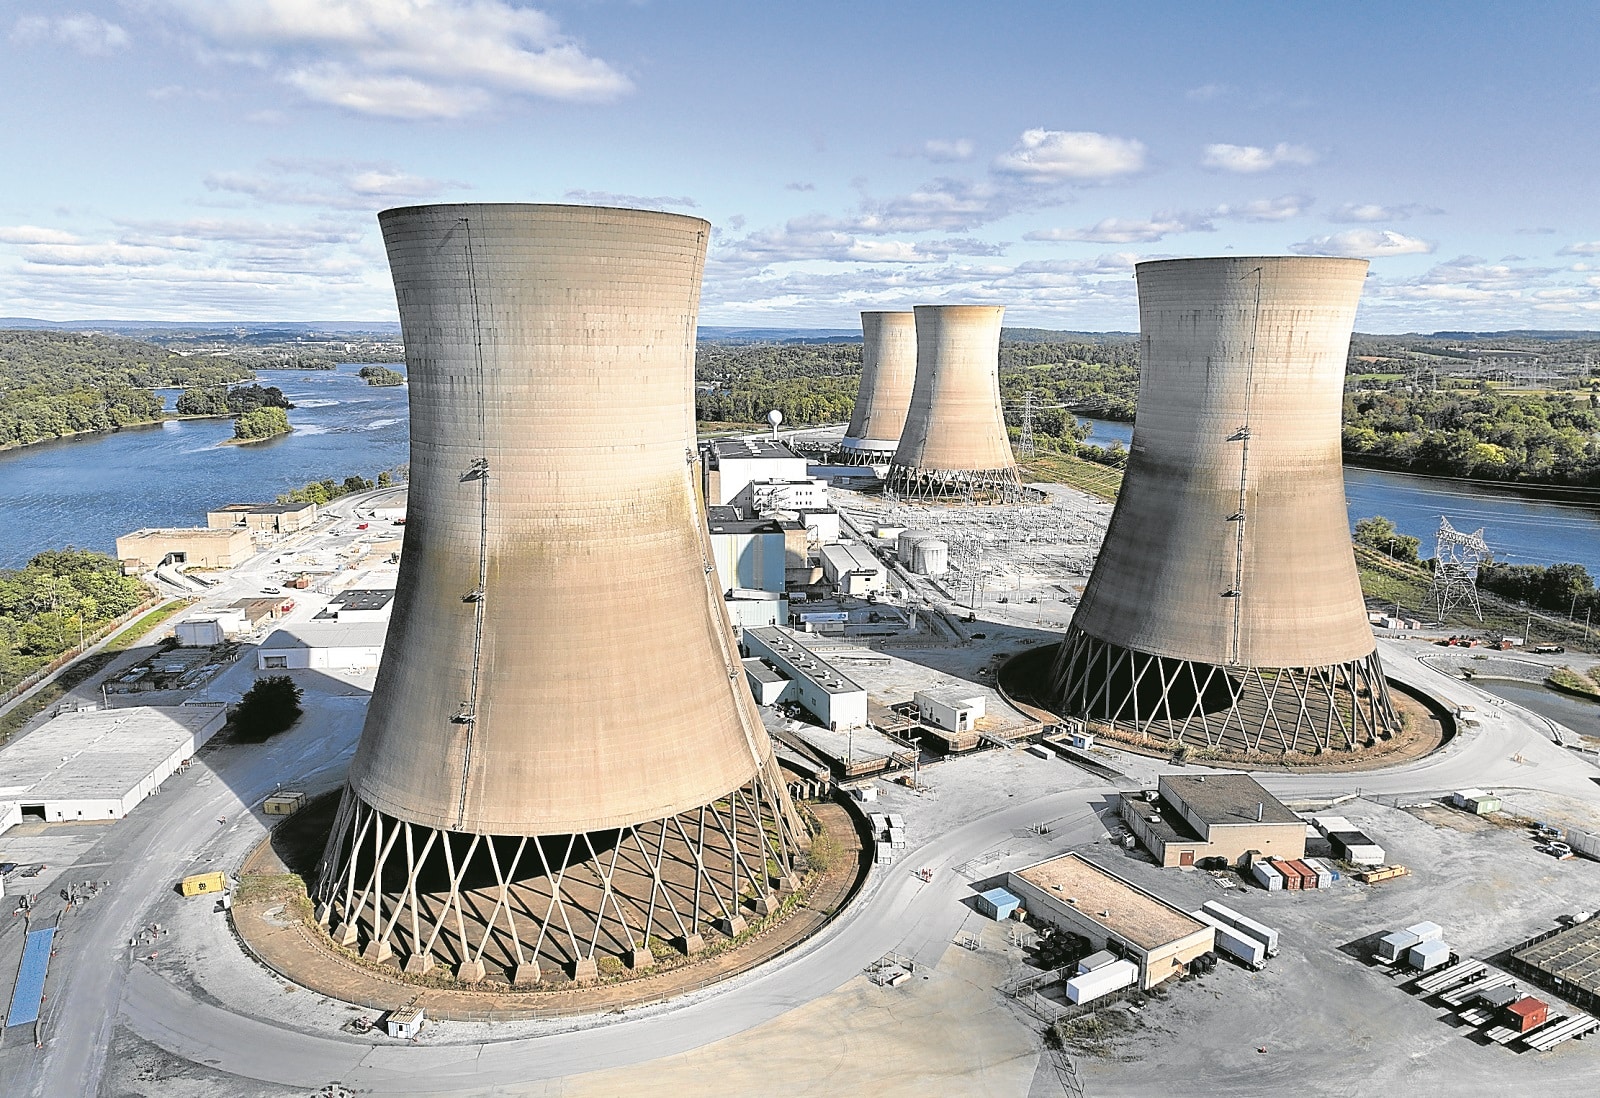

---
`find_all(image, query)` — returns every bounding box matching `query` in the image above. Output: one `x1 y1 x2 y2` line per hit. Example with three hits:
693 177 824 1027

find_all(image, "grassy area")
1548 666 1600 700
1019 450 1125 501
696 420 769 436
105 598 194 653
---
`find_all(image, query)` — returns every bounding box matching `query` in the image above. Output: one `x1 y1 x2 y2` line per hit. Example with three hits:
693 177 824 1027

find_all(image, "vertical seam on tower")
1230 266 1262 665
456 215 490 831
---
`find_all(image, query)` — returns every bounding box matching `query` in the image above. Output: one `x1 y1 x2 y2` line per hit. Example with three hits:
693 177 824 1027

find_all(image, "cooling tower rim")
861 309 915 318
378 201 711 232
1136 255 1370 273
911 303 1006 316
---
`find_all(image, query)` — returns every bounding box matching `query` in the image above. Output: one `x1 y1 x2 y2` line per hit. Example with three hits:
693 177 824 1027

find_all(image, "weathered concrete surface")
891 305 1017 479
841 310 917 460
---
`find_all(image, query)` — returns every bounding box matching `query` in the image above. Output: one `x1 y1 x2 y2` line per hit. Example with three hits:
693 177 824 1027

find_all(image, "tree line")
275 468 403 505
0 548 151 693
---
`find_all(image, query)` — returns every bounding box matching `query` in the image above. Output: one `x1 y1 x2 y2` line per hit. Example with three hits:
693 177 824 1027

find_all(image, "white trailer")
1565 828 1600 861
1064 958 1138 1004
1251 860 1284 891
1377 930 1422 963
1201 901 1280 956
1192 910 1268 968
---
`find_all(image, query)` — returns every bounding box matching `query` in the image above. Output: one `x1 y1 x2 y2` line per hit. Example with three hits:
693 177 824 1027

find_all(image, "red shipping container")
1504 997 1548 1033
1273 858 1303 890
1283 859 1319 890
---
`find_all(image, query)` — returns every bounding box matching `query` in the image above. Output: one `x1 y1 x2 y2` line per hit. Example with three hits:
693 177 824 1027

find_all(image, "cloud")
153 0 630 119
560 189 698 211
784 182 815 192
920 138 975 163
0 225 83 245
792 176 1057 236
994 129 1146 181
10 13 129 55
1185 83 1230 102
1026 195 1311 245
1292 229 1434 258
713 227 1004 268
1027 214 1210 245
1557 240 1600 256
1328 201 1441 222
1201 142 1316 173
205 160 464 209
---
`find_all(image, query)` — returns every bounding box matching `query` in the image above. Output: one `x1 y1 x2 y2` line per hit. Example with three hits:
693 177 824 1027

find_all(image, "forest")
175 383 294 417
0 548 152 694
0 330 253 450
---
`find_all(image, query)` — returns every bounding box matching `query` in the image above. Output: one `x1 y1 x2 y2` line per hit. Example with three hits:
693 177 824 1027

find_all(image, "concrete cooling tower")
1046 256 1400 754
837 310 916 464
315 204 802 985
887 305 1027 502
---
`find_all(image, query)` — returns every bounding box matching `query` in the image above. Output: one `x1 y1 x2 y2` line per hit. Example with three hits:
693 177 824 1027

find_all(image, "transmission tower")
1427 516 1488 622
1017 389 1036 458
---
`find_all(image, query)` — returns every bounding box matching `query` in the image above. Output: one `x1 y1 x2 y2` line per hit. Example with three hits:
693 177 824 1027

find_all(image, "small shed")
263 791 306 816
1451 789 1502 815
384 1004 425 1039
976 887 1021 921
1475 984 1521 1010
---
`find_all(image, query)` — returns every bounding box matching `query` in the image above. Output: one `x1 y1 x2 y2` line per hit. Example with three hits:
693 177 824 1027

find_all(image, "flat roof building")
706 506 787 595
1120 773 1306 868
915 689 986 734
314 588 396 623
206 501 318 534
1007 853 1214 989
1511 918 1600 1012
0 705 226 823
257 621 388 670
701 439 811 508
115 527 253 571
819 542 887 597
742 626 868 730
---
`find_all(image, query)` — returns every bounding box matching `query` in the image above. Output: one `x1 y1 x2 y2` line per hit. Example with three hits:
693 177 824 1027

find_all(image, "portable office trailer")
1377 930 1422 963
1408 939 1452 972
1200 901 1280 955
1192 910 1268 968
263 791 305 815
1064 958 1138 1004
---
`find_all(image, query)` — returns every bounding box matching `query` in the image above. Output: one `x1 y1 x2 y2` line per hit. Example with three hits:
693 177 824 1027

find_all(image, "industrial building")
701 439 811 508
313 588 395 623
1510 919 1600 1012
1046 257 1401 754
1006 853 1215 990
887 305 1026 503
819 542 887 596
742 626 869 729
206 501 318 534
914 689 985 734
115 527 253 571
256 622 387 670
838 311 916 465
316 204 801 985
724 589 788 632
0 705 225 822
1120 773 1306 868
706 506 787 595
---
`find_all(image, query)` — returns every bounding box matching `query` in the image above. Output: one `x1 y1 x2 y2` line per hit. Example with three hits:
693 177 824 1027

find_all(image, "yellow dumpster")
181 871 228 897
263 791 306 816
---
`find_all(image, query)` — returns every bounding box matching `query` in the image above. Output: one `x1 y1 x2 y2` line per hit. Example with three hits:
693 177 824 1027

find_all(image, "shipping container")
1331 832 1386 865
1304 858 1334 888
1503 996 1549 1033
180 871 227 897
1376 930 1421 963
1274 859 1303 890
1405 921 1444 943
1282 860 1319 889
1201 901 1280 955
1252 861 1283 891
1566 829 1600 861
1192 910 1268 968
1064 958 1138 1003
1408 939 1452 972
1077 950 1118 974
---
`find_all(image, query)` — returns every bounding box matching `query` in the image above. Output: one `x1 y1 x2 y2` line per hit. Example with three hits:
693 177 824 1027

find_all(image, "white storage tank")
897 530 931 565
911 538 948 576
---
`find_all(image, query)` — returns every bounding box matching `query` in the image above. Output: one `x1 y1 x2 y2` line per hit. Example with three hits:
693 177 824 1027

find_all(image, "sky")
2 1 1599 331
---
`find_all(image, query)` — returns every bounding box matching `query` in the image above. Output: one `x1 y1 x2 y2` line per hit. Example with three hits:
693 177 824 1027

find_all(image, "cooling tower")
315 204 802 985
837 310 915 464
1047 256 1399 754
887 305 1027 502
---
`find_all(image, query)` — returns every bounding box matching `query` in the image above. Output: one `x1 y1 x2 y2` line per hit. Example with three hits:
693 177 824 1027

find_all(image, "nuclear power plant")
314 204 803 984
886 305 1028 502
1045 256 1401 754
836 310 916 465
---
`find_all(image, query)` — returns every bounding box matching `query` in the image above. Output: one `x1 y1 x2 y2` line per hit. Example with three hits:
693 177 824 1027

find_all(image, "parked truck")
1201 901 1280 956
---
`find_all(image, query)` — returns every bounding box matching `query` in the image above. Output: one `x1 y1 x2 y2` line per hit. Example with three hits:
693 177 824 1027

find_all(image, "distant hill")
1426 330 1600 341
0 318 402 338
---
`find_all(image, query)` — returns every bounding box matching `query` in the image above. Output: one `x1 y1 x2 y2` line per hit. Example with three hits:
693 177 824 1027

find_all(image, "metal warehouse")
1007 852 1214 989
0 705 226 823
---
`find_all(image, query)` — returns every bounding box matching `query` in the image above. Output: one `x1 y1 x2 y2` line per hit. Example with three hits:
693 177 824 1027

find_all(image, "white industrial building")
741 627 868 730
0 705 226 823
724 588 788 632
256 621 388 670
706 507 787 595
748 477 830 513
702 439 810 507
915 689 986 733
820 543 887 597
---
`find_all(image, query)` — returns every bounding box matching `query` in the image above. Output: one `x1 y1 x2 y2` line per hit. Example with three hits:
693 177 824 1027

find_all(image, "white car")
261 586 282 594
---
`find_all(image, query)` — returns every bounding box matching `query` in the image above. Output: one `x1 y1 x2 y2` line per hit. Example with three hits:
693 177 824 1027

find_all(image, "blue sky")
3 1 1598 330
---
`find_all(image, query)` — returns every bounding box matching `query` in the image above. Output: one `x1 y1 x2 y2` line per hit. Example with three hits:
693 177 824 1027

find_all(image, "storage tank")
314 204 802 985
911 539 949 577
897 529 932 565
887 305 1027 502
1044 257 1401 755
838 311 916 464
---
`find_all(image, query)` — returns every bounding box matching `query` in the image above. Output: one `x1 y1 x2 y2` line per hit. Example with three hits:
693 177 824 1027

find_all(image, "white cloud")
994 129 1146 181
1212 194 1312 222
1201 142 1316 173
1027 214 1209 245
713 227 1004 268
792 176 1056 236
1557 240 1600 256
153 0 630 118
204 160 464 209
1292 229 1434 258
1328 201 1440 222
921 138 975 163
0 225 83 245
1185 83 1229 102
560 190 698 211
10 13 129 55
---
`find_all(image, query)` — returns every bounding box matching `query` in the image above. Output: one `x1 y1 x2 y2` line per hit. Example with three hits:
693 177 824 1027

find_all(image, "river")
0 364 409 567
2 397 1597 576
1471 678 1600 740
1077 416 1600 577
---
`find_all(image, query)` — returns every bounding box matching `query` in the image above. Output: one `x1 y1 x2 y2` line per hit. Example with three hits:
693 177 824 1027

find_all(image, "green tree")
231 675 304 740
234 406 291 440
1353 515 1421 564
